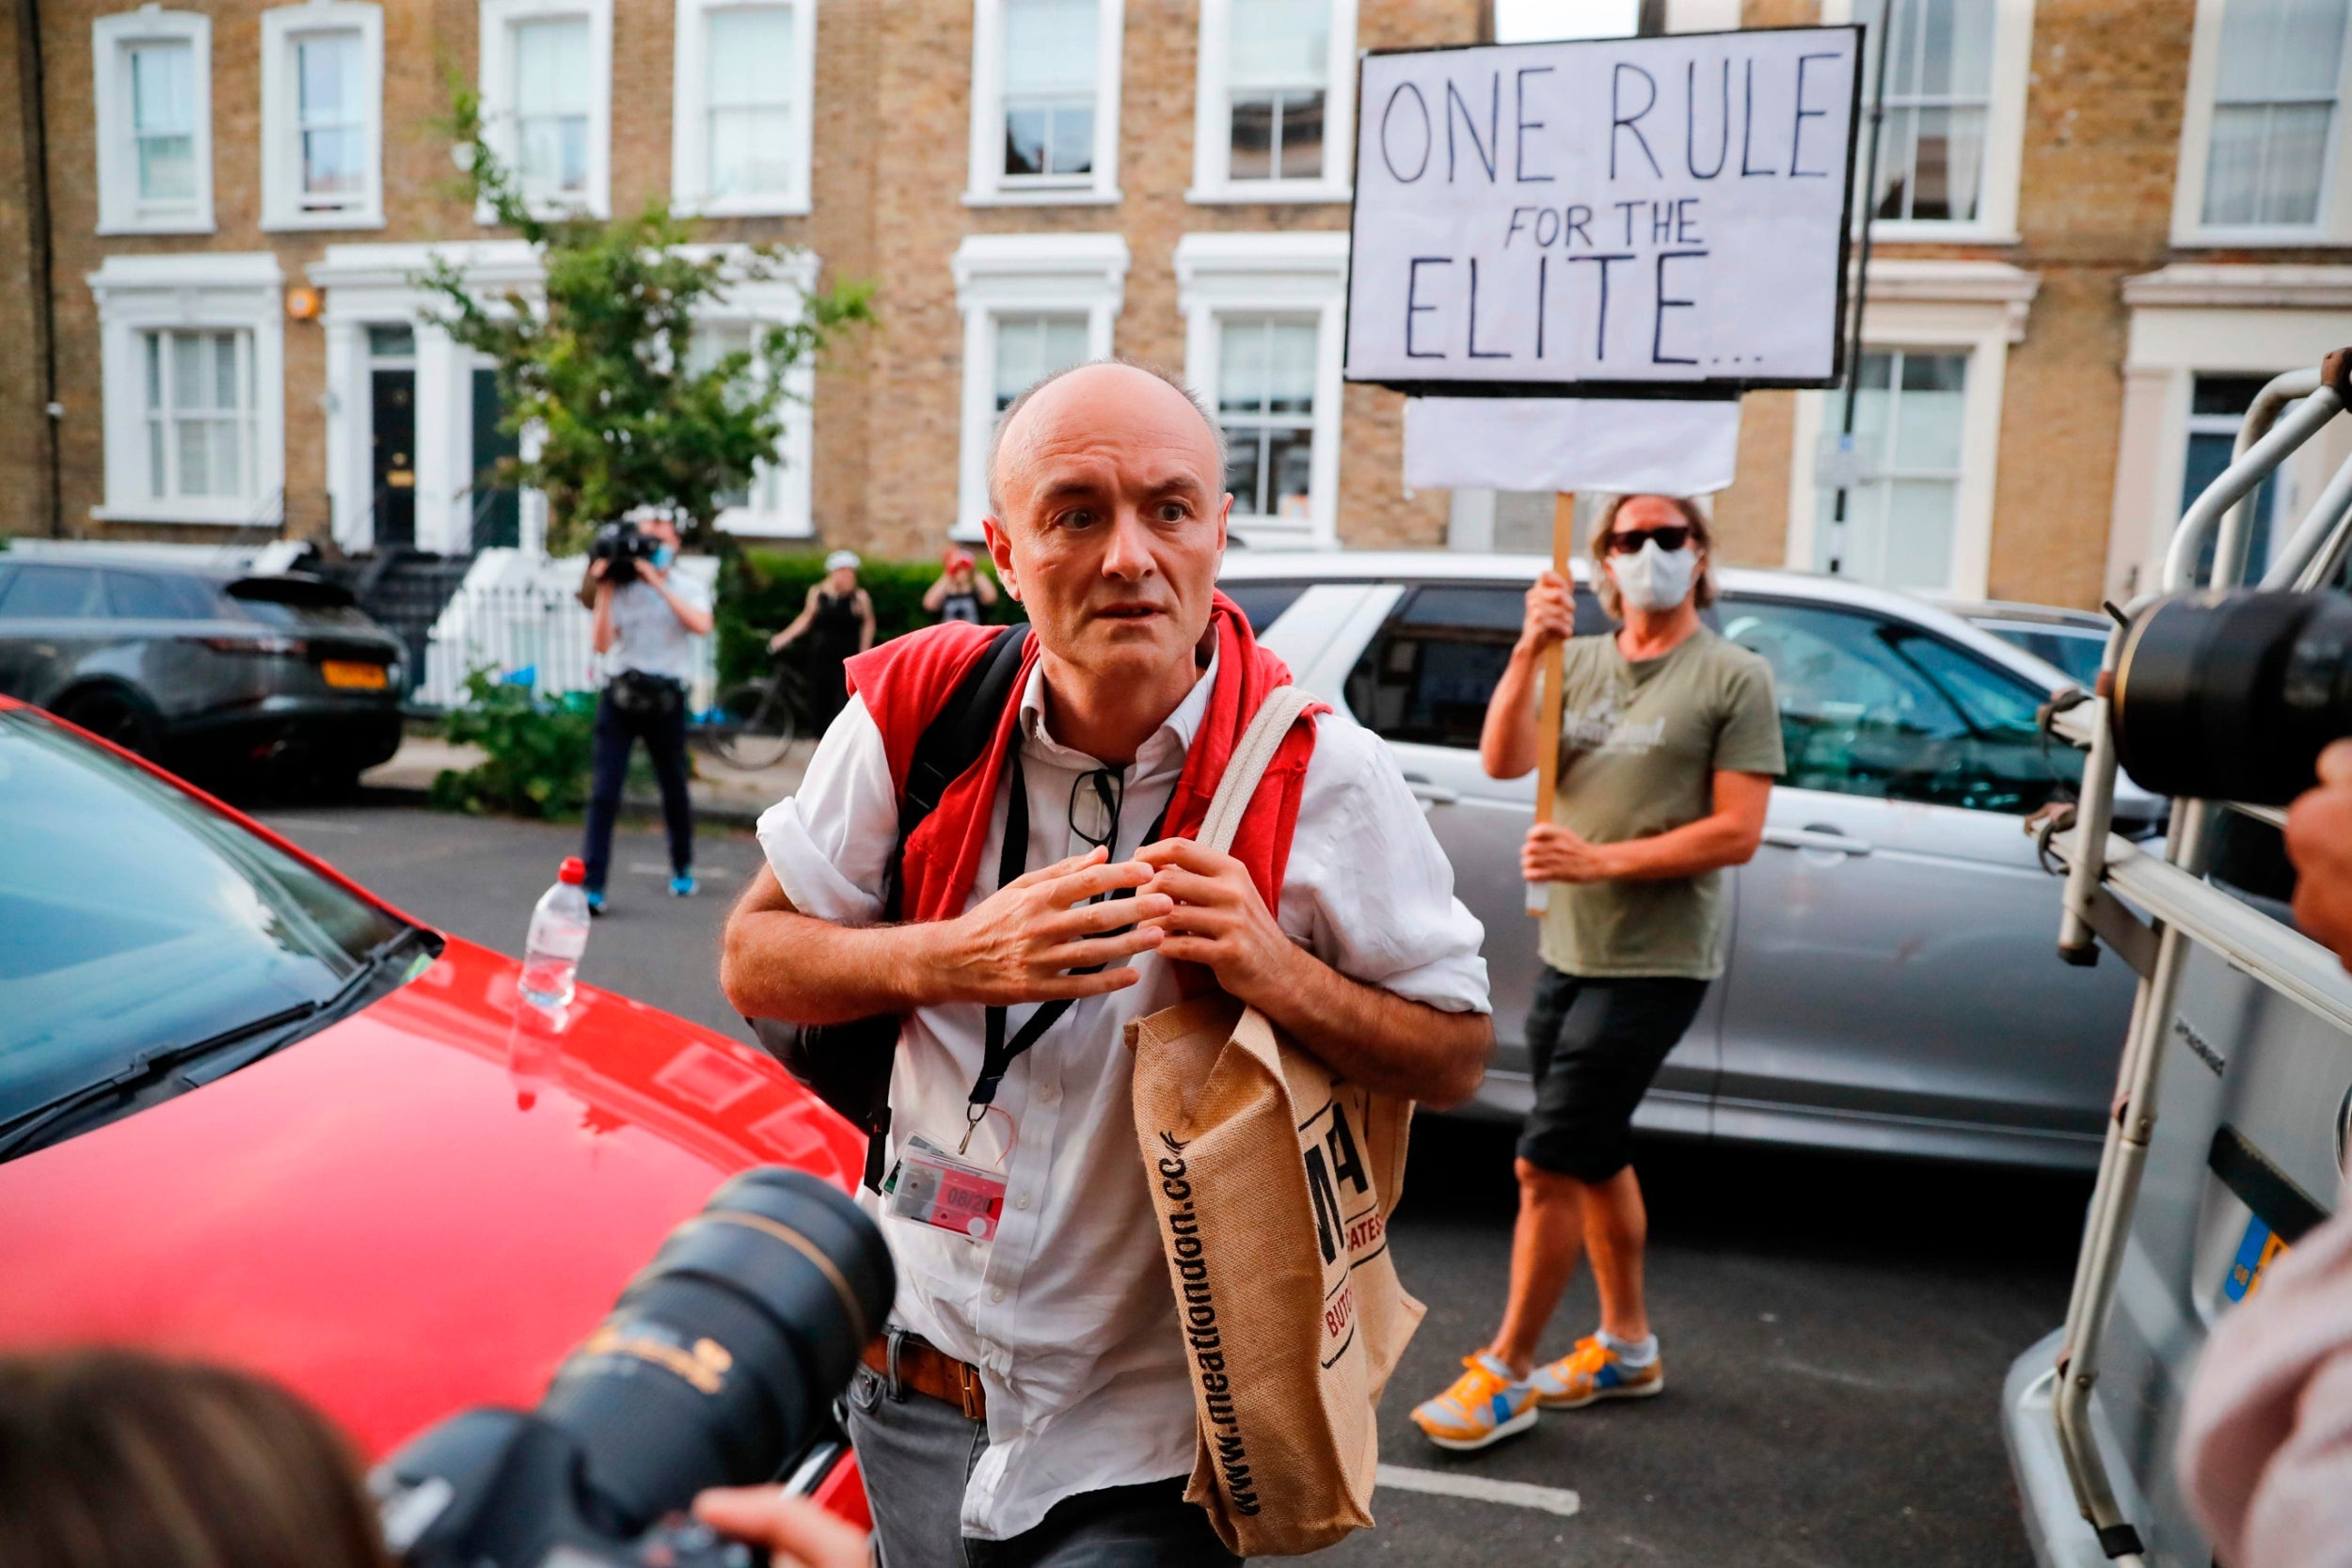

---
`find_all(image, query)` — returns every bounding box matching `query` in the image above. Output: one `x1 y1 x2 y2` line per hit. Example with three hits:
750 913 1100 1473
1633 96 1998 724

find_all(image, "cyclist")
769 549 874 728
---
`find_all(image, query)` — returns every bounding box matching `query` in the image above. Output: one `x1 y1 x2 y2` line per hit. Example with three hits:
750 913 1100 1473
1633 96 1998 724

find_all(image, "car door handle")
1762 825 1873 856
1401 774 1460 807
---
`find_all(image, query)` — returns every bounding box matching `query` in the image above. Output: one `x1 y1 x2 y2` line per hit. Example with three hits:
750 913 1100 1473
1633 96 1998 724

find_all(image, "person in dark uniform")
922 547 998 626
769 548 875 728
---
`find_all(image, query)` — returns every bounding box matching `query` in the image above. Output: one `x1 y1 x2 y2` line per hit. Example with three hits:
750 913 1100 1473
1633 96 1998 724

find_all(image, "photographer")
924 547 998 626
585 511 713 912
1412 494 1780 1450
2179 737 2352 1568
0 1350 866 1568
0 1350 389 1568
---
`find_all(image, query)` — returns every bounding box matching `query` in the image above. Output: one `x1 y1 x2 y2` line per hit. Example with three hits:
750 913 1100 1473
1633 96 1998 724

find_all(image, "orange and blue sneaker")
1410 1352 1540 1450
1530 1334 1664 1408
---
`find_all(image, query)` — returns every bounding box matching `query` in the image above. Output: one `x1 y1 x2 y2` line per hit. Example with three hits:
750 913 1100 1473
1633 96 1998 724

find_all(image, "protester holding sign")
1412 494 1781 1451
723 361 1491 1566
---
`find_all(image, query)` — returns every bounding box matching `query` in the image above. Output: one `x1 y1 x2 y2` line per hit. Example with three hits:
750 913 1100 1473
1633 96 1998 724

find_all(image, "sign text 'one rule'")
1344 27 1862 396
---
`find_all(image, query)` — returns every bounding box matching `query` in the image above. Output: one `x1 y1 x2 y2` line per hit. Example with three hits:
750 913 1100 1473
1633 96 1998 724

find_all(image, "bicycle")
701 654 814 770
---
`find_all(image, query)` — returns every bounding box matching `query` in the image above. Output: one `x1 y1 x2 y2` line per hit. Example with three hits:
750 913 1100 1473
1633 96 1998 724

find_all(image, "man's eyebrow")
1033 476 1106 506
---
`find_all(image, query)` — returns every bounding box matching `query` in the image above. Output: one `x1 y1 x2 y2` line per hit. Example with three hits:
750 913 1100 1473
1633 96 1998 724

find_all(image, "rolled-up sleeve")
755 694 898 926
1280 716 1491 1015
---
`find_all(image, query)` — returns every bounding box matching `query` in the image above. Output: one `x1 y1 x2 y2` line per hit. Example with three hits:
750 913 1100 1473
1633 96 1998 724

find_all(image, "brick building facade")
6 0 2352 611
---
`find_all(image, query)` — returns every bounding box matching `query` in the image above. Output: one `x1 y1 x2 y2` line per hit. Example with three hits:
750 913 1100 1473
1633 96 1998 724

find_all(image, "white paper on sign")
1403 396 1742 496
1345 29 1861 394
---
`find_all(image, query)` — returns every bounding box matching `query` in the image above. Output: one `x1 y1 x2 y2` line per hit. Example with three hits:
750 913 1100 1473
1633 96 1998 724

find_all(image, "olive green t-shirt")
1538 626 1785 980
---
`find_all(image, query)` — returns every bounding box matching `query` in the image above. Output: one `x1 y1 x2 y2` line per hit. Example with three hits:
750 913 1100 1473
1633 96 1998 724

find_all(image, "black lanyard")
968 748 1171 1121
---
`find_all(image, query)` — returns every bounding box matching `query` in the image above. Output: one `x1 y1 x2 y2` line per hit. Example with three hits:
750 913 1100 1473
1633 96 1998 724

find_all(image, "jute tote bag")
1126 686 1424 1558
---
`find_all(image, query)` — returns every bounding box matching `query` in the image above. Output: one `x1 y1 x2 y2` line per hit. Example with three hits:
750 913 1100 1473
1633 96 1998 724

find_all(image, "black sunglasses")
1604 524 1694 555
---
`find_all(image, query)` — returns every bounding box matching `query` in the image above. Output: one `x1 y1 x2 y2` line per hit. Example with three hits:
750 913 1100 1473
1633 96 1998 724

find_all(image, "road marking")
262 816 365 834
1375 1464 1581 1518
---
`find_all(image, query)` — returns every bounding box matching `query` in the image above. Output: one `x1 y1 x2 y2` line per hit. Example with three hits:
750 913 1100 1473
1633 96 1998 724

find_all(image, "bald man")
723 361 1491 1566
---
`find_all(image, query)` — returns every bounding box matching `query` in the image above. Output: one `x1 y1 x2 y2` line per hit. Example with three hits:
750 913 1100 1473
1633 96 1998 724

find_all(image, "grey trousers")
844 1362 1240 1568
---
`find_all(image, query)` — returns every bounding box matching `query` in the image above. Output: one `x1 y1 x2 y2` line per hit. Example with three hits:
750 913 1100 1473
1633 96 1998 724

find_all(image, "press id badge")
883 1133 1007 1243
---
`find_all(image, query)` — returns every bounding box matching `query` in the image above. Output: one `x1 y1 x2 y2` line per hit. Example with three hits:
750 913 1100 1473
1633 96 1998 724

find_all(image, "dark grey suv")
0 555 405 787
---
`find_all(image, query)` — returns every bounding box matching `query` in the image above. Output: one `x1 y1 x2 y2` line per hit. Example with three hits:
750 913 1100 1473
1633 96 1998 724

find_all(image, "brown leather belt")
862 1331 988 1421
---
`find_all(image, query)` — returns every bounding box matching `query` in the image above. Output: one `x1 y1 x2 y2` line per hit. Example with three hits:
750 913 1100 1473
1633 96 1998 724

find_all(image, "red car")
0 694 871 1528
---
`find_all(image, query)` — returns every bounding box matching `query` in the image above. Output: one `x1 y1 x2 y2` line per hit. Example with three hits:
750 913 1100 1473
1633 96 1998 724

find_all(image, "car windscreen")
0 706 418 1131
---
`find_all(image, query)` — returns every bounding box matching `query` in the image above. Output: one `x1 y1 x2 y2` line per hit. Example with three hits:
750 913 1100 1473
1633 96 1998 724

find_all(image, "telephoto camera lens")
376 1166 894 1567
2112 590 2352 805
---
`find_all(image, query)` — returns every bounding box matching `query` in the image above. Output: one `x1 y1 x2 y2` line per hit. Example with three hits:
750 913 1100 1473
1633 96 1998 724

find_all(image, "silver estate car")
1222 553 2159 1171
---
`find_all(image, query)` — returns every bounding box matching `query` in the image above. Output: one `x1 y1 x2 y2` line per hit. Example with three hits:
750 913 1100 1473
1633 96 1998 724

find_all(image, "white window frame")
477 0 613 221
88 253 285 527
2104 265 2352 599
964 0 1124 207
672 0 815 217
1784 259 2037 600
2172 0 2352 245
308 241 820 551
310 242 540 555
260 2 385 230
1174 231 1348 550
92 8 215 236
684 245 820 539
1821 0 2033 244
950 233 1130 535
1188 0 1357 205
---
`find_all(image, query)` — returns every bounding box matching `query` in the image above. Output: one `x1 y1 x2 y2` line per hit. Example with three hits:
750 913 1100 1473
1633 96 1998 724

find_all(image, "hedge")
715 548 1024 688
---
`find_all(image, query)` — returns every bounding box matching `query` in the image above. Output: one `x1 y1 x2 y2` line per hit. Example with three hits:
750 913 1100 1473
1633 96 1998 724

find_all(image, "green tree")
420 86 871 556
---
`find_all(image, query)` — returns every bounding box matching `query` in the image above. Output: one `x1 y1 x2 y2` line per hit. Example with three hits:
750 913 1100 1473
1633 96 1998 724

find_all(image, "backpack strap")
1195 685 1319 857
879 625 1031 922
750 623 1028 1193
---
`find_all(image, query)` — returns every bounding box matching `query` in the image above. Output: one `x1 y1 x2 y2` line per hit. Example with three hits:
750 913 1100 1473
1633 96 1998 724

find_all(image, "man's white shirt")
756 654 1488 1541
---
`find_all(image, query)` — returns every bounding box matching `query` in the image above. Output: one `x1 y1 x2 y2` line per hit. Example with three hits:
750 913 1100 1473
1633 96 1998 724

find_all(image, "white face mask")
1611 541 1700 613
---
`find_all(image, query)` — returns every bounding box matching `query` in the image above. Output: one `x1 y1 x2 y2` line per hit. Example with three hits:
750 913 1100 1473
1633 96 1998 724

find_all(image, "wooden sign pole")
1527 491 1575 916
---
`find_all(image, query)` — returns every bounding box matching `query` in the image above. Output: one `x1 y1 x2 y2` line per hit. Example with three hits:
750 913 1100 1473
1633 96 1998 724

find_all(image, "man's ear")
981 516 1021 602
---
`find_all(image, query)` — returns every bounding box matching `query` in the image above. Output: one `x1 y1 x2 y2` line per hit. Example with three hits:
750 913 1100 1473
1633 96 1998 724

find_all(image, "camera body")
375 1411 756 1568
373 1167 892 1568
591 522 662 587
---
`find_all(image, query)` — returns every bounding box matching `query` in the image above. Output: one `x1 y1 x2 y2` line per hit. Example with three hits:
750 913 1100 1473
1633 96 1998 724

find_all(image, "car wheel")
55 688 161 757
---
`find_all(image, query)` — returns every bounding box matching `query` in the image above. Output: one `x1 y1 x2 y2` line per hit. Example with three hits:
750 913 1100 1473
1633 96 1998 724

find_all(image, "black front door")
472 368 521 550
371 369 417 547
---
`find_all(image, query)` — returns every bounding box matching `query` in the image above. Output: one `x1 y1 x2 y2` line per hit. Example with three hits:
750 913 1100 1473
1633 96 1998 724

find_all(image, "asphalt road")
260 800 2089 1568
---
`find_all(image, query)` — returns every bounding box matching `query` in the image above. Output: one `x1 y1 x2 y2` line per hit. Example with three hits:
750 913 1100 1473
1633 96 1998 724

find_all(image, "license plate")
322 659 389 690
2224 1214 2290 1303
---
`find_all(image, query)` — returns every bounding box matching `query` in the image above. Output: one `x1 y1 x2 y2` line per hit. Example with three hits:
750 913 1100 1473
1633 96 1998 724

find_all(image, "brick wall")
1984 0 2193 607
9 0 2334 605
0 3 52 540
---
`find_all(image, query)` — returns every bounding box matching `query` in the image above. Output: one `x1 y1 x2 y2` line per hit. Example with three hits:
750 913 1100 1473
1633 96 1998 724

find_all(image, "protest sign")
1344 26 1863 399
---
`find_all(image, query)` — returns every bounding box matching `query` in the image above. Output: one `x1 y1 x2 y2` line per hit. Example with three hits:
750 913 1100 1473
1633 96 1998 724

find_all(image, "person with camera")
768 550 874 730
2177 736 2352 1568
722 359 1491 1567
584 511 712 912
0 1349 869 1568
924 547 998 626
1410 494 1781 1451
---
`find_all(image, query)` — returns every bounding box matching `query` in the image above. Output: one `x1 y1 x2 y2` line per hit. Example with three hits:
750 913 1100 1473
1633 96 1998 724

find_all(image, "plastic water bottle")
520 856 591 1011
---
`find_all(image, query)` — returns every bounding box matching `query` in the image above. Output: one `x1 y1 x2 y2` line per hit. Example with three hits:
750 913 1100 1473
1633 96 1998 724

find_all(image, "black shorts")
1517 968 1709 1182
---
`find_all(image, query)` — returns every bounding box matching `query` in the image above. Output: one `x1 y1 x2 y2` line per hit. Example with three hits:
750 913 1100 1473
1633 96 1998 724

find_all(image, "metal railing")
2045 349 2352 1567
420 580 602 709
417 550 719 712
